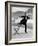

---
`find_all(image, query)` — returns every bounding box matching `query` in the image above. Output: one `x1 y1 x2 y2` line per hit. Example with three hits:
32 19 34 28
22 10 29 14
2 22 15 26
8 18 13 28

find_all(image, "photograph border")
5 1 37 45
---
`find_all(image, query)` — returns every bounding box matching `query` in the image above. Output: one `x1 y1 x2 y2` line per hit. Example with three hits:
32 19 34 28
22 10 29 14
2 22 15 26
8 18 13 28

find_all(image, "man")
19 14 30 33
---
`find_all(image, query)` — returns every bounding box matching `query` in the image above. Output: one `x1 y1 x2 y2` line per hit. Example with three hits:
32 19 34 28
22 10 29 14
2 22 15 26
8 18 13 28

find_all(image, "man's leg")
25 22 27 33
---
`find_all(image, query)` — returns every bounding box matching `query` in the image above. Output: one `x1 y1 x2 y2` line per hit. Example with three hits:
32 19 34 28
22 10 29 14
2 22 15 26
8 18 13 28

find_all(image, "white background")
0 0 38 46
